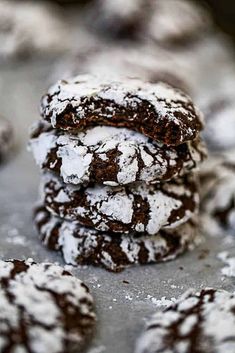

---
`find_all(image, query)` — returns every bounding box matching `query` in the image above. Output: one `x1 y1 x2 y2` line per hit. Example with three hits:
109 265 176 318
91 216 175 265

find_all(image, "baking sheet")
1 56 235 353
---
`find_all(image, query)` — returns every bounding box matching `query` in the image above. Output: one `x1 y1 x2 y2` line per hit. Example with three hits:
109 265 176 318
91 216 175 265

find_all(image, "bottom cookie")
34 205 200 272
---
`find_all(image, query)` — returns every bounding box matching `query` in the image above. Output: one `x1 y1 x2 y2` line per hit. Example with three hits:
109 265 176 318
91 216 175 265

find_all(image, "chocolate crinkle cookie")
0 117 13 161
41 172 199 235
88 0 211 44
30 74 206 271
0 0 69 59
34 205 200 273
0 259 96 353
135 288 235 353
29 121 206 186
200 151 235 235
40 74 203 146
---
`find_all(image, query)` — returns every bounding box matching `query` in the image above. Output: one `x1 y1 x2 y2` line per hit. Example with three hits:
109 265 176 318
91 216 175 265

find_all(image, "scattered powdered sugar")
146 295 177 307
0 225 28 247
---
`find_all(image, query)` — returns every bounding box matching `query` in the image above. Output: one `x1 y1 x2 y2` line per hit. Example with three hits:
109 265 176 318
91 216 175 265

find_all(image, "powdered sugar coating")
41 172 199 235
29 122 206 186
136 288 235 353
34 205 199 272
0 259 96 353
40 74 203 146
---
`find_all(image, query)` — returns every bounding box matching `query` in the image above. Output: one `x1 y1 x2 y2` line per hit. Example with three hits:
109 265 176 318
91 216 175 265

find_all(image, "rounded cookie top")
136 288 235 353
29 121 206 186
34 205 199 272
41 172 199 235
40 74 203 146
0 259 96 353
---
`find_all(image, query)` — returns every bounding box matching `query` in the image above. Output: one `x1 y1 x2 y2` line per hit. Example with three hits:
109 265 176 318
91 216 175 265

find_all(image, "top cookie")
41 75 203 146
200 151 235 234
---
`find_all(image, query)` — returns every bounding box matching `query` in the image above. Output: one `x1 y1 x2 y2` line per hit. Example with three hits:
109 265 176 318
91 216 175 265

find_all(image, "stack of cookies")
29 74 206 272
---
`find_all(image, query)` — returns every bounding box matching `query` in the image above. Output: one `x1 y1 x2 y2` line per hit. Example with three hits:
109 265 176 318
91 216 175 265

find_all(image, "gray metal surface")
0 58 235 353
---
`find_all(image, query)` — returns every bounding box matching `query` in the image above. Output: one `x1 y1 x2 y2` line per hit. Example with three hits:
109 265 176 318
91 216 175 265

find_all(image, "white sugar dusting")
136 289 235 353
146 295 177 307
42 74 202 144
30 125 204 186
0 260 95 352
42 172 197 235
36 206 198 271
